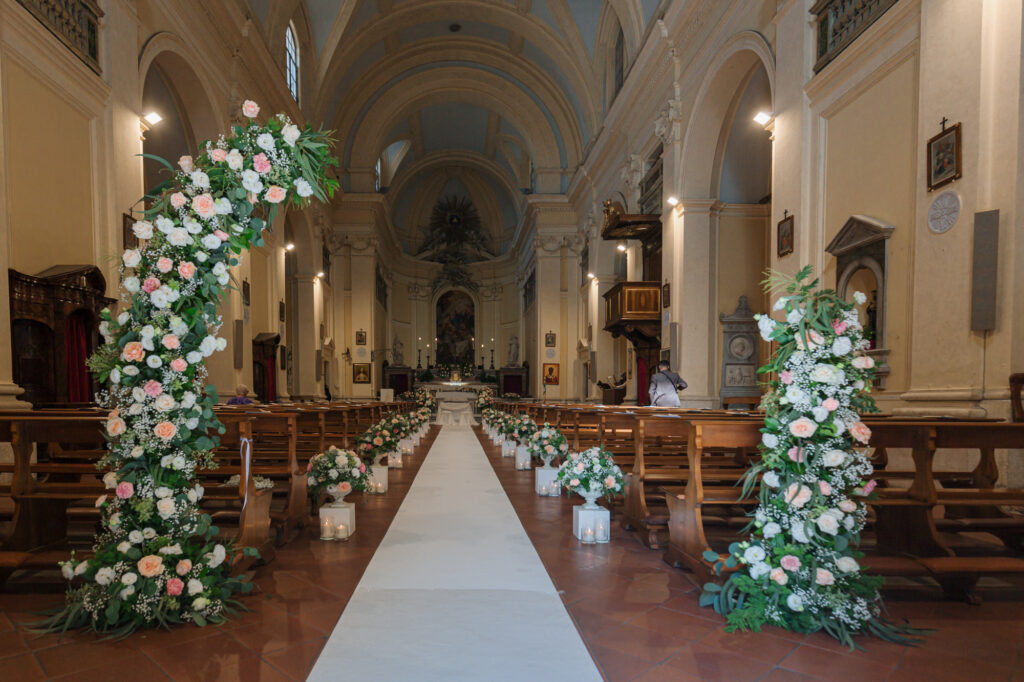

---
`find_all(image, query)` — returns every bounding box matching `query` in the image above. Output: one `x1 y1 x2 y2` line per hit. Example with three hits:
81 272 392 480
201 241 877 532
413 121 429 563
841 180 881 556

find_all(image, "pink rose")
575 461 584 472
856 479 877 497
264 185 286 203
247 192 257 204
166 577 184 596
142 277 161 293
838 499 857 513
115 481 134 499
339 481 352 493
779 370 793 385
604 475 616 488
175 559 192 575
177 261 196 280
818 480 832 495
242 100 260 118
160 335 179 351
144 380 163 397
359 464 366 473
95 494 107 508
154 421 177 441
780 555 801 571
192 193 216 219
122 342 145 362
785 483 812 508
569 478 580 487
106 417 126 436
209 148 227 163
252 153 271 174
170 192 187 209
178 155 193 172
306 461 313 472
214 229 229 242
788 417 818 439
815 568 835 586
156 257 173 273
769 567 788 585
852 356 875 370
170 358 188 372
137 555 164 578
832 319 848 335
787 447 804 463
822 398 839 411
849 421 871 444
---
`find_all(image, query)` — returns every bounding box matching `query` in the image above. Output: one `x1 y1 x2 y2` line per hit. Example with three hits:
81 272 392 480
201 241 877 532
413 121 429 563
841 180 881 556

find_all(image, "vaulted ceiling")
249 0 665 258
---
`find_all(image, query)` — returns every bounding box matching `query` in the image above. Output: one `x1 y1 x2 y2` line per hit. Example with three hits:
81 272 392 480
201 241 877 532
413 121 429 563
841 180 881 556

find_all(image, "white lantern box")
319 501 355 541
515 444 531 470
388 450 403 469
501 439 516 457
535 467 560 496
573 506 610 543
368 465 389 493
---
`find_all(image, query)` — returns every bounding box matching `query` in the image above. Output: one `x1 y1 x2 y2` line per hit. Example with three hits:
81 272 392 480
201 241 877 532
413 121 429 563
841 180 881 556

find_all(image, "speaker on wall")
669 322 680 368
589 351 596 381
233 320 243 369
971 209 998 331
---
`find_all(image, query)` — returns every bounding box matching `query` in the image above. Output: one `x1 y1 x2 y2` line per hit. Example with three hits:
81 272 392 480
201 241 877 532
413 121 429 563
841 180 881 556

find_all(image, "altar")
434 389 476 426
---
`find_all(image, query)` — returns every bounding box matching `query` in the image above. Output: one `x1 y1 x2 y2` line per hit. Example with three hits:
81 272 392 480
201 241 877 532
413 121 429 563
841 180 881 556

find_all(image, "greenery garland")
37 101 337 637
700 267 924 649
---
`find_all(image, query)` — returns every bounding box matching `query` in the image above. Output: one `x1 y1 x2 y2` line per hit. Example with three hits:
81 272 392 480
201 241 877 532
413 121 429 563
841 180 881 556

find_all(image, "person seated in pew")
227 384 257 405
648 360 688 407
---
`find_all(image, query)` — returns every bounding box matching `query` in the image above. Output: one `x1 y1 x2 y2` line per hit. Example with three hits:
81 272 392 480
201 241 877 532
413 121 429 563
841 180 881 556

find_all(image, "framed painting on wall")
355 330 367 346
544 332 556 348
352 363 371 384
122 213 138 250
542 363 559 385
777 214 794 258
927 122 962 191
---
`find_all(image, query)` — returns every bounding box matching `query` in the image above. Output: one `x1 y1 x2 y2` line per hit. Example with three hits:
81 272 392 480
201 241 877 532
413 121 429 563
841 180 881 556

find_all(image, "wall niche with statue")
824 215 892 388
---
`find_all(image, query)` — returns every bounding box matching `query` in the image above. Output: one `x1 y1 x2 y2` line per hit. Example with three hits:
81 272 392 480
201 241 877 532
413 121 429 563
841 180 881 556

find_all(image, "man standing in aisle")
648 360 687 407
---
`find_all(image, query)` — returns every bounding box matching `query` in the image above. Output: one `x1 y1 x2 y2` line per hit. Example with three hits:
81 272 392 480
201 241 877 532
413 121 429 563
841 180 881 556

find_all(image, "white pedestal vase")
534 458 560 496
501 439 516 458
572 489 610 543
515 444 531 470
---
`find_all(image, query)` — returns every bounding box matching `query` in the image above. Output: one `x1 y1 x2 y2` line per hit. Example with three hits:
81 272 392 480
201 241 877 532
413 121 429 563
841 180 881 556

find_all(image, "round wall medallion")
728 335 753 360
927 190 960 234
545 348 556 359
357 346 367 358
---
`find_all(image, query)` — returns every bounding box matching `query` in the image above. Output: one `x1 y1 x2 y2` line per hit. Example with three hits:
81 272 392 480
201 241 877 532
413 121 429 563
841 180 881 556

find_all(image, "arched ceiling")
249 0 665 257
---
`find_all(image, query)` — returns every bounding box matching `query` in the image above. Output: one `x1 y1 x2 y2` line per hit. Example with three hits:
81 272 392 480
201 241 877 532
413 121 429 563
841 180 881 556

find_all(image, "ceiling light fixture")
753 111 773 126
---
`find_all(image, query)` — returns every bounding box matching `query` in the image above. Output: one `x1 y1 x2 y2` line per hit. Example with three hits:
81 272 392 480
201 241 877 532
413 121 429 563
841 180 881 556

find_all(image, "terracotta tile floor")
0 427 439 682
3 424 1024 681
474 427 1024 682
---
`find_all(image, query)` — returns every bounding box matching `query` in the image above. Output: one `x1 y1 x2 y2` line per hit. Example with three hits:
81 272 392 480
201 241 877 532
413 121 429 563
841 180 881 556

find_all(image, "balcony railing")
811 0 898 73
17 0 103 74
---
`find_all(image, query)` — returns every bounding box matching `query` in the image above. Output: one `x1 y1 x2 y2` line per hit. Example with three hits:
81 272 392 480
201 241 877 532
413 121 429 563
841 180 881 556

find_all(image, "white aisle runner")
308 425 601 682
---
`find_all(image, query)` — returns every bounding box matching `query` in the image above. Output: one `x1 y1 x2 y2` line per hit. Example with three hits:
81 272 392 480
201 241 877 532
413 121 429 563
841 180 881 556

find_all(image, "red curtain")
267 356 276 402
65 314 90 402
637 356 649 406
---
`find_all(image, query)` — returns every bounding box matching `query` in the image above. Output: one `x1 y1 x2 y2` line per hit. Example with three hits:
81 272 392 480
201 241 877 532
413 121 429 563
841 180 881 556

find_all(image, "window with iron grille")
285 24 299 102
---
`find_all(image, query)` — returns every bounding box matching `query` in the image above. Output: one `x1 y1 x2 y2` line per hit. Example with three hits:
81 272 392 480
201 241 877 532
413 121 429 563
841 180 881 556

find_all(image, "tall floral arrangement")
43 101 337 636
700 267 920 649
357 419 401 463
475 386 494 410
307 447 370 501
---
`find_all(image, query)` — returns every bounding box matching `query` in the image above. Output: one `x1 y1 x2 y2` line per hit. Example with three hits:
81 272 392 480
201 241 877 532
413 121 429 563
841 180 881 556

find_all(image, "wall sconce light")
667 196 680 208
616 241 627 252
753 111 773 126
139 112 162 141
285 242 295 251
316 271 325 278
143 112 163 126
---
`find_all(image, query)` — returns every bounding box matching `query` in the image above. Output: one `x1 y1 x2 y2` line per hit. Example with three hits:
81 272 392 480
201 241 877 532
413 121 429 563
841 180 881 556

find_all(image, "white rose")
119 586 135 600
146 354 163 368
128 402 144 416
124 276 140 293
130 445 144 458
214 197 232 215
190 171 210 188
761 433 778 449
167 228 190 247
159 543 182 555
103 471 118 489
154 394 176 412
743 545 766 563
181 392 197 408
762 471 780 488
786 594 804 612
256 133 275 150
75 561 89 576
816 513 840 535
762 522 781 538
791 522 811 543
832 337 853 356
200 336 218 357
121 572 138 585
202 234 221 250
205 544 226 569
122 249 141 268
156 497 176 519
61 563 75 580
836 556 860 573
822 450 846 467
129 529 143 543
226 149 244 170
132 221 153 239
282 124 300 146
853 291 867 305
172 455 187 470
749 562 771 579
241 169 263 193
294 178 313 197
215 337 227 351
150 289 170 309
142 527 157 539
123 365 139 376
109 368 121 384
117 541 132 553
786 307 805 325
192 597 210 611
155 215 174 234
188 578 204 595
757 314 777 341
95 567 115 586
132 387 146 402
184 218 202 234
186 418 199 430
187 351 203 364
812 406 830 422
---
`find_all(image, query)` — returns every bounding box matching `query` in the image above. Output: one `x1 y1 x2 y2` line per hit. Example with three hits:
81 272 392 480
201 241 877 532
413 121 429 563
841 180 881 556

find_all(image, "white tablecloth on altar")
436 391 476 402
436 402 475 425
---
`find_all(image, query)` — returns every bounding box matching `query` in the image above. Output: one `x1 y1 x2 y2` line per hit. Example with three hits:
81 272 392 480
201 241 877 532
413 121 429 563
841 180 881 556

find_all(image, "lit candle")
320 517 335 540
336 523 348 541
596 522 609 543
582 526 595 544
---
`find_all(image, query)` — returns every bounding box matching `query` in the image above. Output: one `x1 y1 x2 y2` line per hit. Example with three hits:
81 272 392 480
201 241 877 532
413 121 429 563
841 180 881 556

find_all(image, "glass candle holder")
336 523 349 542
596 522 609 543
320 518 335 541
582 526 596 544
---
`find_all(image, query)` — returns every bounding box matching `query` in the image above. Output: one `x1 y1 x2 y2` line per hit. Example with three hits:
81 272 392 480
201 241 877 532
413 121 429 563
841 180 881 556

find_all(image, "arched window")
285 24 299 102
613 27 625 96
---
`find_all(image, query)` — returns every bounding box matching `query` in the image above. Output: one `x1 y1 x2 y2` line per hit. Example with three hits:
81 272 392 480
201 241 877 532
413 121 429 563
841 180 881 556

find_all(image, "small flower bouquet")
307 446 370 504
556 446 624 508
357 422 400 464
527 424 569 467
476 387 494 410
510 414 537 442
